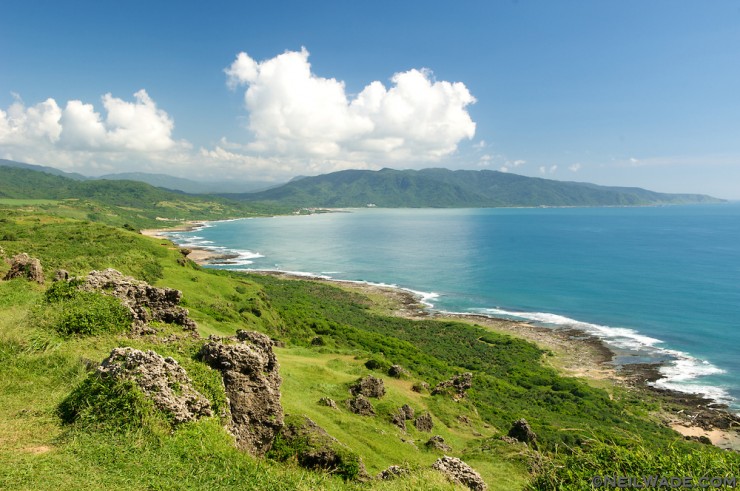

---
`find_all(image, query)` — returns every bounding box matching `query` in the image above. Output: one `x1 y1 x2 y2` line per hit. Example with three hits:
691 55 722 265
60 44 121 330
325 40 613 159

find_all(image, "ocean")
164 204 740 411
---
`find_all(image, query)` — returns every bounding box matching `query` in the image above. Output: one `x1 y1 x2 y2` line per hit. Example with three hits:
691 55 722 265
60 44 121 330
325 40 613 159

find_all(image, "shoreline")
171 243 740 451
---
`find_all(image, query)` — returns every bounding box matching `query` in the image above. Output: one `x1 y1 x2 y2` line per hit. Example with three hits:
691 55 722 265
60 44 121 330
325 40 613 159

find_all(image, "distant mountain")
226 168 723 208
97 172 280 194
0 159 280 194
0 158 88 181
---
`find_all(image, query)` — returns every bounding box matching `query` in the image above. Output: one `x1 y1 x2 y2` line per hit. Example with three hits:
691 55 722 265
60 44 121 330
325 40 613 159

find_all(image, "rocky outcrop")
388 364 408 378
53 269 69 282
80 269 197 331
391 410 406 431
275 416 366 480
508 418 537 447
414 412 434 432
432 372 473 398
412 381 430 393
349 375 385 398
199 331 283 456
432 456 487 491
400 404 415 420
318 397 338 409
377 465 409 480
425 435 452 452
347 394 375 416
97 347 212 424
3 253 44 284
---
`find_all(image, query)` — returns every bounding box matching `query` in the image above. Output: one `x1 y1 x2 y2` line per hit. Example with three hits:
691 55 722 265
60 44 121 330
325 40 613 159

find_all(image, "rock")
458 415 471 425
346 394 375 416
414 412 434 432
425 435 452 452
53 269 69 282
390 410 406 431
318 397 338 409
388 364 408 378
349 375 385 398
432 372 473 398
432 456 487 491
500 435 519 445
199 332 283 456
3 253 44 284
276 416 367 480
400 404 415 420
97 347 212 424
508 418 537 447
80 269 197 331
377 465 409 480
412 381 430 393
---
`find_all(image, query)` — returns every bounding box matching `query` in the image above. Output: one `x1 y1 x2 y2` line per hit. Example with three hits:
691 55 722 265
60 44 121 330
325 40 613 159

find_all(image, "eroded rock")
432 372 473 398
3 253 44 284
318 397 338 409
349 375 385 398
388 364 408 378
346 394 375 416
97 347 212 424
391 410 406 431
53 269 69 282
414 412 434 432
200 332 283 456
432 456 487 491
426 435 452 452
275 416 367 480
80 268 197 331
412 381 430 393
508 418 537 447
377 465 409 480
400 404 415 420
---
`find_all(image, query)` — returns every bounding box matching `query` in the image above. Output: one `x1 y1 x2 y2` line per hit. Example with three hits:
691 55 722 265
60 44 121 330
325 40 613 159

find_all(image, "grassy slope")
0 209 737 490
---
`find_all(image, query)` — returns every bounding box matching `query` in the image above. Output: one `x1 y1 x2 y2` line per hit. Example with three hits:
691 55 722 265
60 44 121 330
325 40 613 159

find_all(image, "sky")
1 0 739 198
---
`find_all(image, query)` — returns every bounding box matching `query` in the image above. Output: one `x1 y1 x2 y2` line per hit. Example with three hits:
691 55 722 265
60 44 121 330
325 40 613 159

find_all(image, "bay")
166 204 740 411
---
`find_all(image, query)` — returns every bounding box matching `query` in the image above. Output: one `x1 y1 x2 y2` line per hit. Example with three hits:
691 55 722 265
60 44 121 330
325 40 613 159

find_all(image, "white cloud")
512 159 525 167
499 166 509 172
0 90 185 173
569 163 582 172
539 165 558 175
225 48 476 162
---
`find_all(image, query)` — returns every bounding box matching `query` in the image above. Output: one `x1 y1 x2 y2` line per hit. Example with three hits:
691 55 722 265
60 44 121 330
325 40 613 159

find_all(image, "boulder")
400 404 415 420
349 375 385 398
199 331 283 456
388 364 408 378
508 418 537 447
390 410 406 431
414 412 434 432
432 372 473 398
346 394 375 416
412 381 430 393
53 269 69 282
274 416 367 480
80 269 197 331
3 253 44 284
318 397 338 409
432 456 487 491
425 435 452 452
97 347 212 424
377 465 409 480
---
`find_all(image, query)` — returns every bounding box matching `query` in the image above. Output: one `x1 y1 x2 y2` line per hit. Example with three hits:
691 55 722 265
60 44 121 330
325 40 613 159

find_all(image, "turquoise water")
166 204 740 410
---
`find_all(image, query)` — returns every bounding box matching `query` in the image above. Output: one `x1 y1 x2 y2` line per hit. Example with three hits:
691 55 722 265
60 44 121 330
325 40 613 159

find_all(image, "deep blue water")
166 204 740 410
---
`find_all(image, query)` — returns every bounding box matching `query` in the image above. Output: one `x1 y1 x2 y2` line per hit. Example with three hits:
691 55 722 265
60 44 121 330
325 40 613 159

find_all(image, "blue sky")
1 0 739 198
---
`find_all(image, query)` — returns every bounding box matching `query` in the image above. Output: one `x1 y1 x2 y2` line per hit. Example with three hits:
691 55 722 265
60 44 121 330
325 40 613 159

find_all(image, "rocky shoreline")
160 242 740 451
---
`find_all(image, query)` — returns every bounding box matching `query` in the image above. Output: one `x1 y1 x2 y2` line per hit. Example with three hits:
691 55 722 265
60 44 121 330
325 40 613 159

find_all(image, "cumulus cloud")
539 165 558 175
225 48 476 162
569 163 582 172
0 90 184 173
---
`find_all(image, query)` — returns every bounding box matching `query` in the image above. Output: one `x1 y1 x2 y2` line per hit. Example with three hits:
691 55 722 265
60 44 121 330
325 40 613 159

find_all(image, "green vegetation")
0 204 737 490
226 167 723 208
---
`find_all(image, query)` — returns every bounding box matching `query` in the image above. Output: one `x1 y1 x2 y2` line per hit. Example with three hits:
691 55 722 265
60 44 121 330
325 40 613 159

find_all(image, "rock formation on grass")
97 347 212 424
3 253 44 283
508 418 537 447
426 435 452 452
349 375 385 398
347 394 375 416
414 412 434 432
199 331 284 456
432 456 487 491
81 268 197 331
432 372 473 399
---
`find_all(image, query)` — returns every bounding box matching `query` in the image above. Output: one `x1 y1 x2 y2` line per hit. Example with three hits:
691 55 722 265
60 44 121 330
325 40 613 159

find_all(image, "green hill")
227 168 723 208
0 166 284 229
